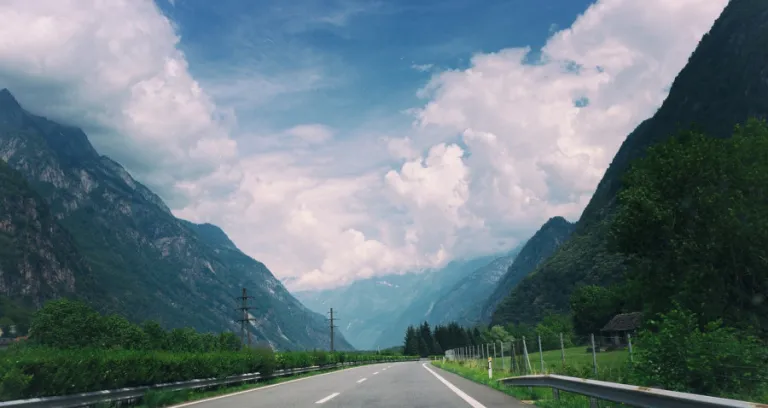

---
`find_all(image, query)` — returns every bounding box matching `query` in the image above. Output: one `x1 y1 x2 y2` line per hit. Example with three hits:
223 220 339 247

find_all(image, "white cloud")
394 0 728 249
411 63 434 72
285 124 335 144
0 0 236 207
0 0 728 291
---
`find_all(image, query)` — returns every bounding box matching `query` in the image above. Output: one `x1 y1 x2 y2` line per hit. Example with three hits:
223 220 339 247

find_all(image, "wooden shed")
600 312 642 347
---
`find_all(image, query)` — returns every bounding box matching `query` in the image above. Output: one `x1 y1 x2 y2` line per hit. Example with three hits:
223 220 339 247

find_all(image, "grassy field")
432 360 629 408
466 346 631 381
434 347 633 408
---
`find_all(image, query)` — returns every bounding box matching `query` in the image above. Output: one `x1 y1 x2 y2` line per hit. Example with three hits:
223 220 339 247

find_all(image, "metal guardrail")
0 358 417 408
499 374 765 408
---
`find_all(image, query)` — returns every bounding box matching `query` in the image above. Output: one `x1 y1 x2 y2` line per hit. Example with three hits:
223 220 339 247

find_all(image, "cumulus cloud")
391 0 728 249
0 0 728 291
0 0 241 208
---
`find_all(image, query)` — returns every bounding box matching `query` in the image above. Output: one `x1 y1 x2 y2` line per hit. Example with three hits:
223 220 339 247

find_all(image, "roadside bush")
0 346 275 400
632 308 768 399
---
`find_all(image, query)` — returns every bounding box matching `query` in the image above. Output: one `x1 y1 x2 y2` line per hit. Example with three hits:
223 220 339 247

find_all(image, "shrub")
632 308 768 399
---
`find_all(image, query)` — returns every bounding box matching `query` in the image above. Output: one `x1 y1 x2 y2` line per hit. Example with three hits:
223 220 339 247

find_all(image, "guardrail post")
552 388 560 400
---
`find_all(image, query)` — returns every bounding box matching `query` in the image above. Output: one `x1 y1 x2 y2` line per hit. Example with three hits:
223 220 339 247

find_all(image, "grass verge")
431 360 616 408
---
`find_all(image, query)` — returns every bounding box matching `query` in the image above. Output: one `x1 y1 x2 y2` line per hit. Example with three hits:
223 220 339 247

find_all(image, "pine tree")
403 325 419 355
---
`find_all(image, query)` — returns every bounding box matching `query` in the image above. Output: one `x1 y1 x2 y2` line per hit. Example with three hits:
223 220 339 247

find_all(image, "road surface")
172 361 527 408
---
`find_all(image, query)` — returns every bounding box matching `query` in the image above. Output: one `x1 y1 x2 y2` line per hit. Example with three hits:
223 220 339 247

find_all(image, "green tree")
569 285 622 336
403 325 419 355
535 313 574 350
485 325 510 344
101 314 148 349
611 120 768 334
633 307 767 398
0 317 14 338
142 320 168 350
29 298 105 348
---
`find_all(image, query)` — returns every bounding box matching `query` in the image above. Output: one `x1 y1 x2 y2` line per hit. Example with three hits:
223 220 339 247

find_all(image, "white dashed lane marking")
315 392 340 404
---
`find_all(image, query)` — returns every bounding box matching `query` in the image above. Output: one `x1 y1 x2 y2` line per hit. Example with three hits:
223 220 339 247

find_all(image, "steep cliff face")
493 0 768 325
0 159 98 306
0 89 351 351
484 217 575 324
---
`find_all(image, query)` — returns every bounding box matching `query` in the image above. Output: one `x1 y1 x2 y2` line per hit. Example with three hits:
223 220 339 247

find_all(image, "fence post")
590 333 598 376
627 333 634 363
559 332 566 366
522 336 532 374
500 341 505 371
493 342 497 370
587 334 600 408
511 338 518 374
537 335 544 373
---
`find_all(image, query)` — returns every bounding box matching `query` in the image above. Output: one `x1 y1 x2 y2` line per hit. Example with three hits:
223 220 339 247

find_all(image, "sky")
0 0 728 291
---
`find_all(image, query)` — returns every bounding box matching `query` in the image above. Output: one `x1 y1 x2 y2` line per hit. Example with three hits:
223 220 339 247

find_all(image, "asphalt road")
172 361 528 408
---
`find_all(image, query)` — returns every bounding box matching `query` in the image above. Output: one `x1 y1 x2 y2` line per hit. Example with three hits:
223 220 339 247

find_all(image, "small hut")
600 312 642 348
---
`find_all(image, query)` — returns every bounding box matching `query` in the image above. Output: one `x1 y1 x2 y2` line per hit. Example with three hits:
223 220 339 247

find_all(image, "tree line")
403 322 482 357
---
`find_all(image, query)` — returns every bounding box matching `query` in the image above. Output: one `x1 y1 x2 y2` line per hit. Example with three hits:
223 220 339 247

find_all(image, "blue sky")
0 0 727 290
158 0 593 141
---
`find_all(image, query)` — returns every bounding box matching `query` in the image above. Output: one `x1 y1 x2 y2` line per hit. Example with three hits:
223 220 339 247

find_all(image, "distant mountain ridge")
422 246 524 327
294 253 505 349
0 89 351 351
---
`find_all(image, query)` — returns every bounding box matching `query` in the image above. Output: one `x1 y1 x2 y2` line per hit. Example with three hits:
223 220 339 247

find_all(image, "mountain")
0 159 103 310
485 217 575 323
423 246 524 327
294 254 501 350
372 255 500 348
0 89 352 351
491 0 768 325
295 273 428 350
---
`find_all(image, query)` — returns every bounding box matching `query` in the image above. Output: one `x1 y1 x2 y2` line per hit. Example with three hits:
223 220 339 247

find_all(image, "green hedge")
0 346 274 400
0 347 418 401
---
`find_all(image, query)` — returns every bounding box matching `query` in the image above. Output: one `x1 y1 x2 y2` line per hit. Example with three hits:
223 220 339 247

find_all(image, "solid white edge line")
421 363 487 408
168 365 368 408
357 377 367 383
315 392 341 404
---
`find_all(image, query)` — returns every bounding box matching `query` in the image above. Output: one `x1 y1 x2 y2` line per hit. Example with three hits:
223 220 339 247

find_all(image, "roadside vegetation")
0 298 413 401
421 121 768 404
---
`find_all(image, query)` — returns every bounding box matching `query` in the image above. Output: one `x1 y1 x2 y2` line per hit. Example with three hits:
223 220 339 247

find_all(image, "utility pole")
326 307 339 352
236 288 257 348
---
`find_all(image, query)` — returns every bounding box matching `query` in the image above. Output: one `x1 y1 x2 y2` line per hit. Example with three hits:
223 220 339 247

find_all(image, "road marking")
357 377 367 383
422 363 487 408
373 371 379 375
316 392 340 404
167 366 364 408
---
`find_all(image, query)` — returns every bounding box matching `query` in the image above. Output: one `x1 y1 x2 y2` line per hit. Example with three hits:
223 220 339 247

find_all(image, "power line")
235 288 257 348
326 307 339 352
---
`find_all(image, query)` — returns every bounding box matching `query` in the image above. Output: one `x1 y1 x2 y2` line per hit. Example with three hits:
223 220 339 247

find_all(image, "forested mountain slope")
491 0 768 326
